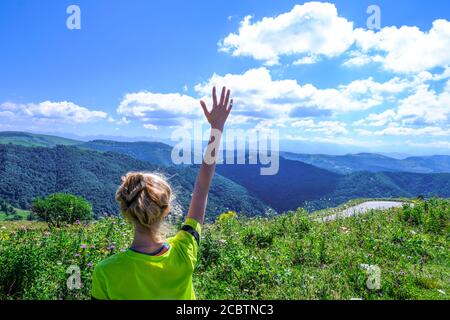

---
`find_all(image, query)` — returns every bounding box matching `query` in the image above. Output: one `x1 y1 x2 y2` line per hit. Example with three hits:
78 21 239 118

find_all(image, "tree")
31 193 93 227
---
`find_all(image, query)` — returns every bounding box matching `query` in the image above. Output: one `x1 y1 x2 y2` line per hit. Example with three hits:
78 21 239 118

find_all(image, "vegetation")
0 144 269 220
82 140 175 167
0 131 81 148
0 199 448 300
31 193 93 227
0 199 30 221
281 152 450 174
217 156 450 212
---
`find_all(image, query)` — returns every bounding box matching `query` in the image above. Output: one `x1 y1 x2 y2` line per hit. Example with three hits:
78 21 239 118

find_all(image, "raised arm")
187 86 233 224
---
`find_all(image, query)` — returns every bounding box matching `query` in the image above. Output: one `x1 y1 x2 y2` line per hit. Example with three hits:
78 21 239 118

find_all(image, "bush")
31 193 93 227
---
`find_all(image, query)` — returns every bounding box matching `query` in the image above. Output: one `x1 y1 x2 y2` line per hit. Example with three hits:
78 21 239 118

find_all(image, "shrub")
31 193 93 227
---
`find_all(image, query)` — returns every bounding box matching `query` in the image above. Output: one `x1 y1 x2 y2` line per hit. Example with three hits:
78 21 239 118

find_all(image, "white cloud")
143 123 158 130
356 80 450 128
219 2 450 74
219 2 354 65
357 125 450 137
292 119 348 135
0 101 107 124
293 56 318 65
194 67 412 121
352 19 450 73
406 140 450 149
355 109 397 127
396 84 449 124
117 91 203 127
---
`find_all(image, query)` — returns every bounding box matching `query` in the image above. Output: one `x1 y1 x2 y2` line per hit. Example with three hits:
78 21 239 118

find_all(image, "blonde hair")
115 172 172 241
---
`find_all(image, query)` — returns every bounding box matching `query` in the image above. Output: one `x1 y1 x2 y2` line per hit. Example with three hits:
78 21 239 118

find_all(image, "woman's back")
92 218 201 300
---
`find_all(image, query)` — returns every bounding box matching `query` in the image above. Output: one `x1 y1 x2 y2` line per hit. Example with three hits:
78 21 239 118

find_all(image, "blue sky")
0 0 449 155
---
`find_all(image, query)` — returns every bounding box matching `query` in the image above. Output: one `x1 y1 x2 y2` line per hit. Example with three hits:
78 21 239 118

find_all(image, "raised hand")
200 86 233 131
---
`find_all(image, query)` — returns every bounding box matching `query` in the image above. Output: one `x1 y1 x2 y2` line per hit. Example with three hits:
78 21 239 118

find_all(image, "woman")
91 86 233 300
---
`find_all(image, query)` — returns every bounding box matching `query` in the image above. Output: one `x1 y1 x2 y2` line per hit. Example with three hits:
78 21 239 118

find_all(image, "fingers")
212 87 217 107
219 86 226 107
200 100 209 117
224 89 231 109
226 99 233 114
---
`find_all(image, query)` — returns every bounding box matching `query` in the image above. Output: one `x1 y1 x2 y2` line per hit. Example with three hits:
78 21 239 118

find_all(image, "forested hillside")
82 140 175 167
0 131 81 147
0 144 269 219
216 159 450 212
282 152 450 174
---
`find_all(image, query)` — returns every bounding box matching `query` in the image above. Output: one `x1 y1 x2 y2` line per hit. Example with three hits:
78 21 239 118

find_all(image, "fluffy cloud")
194 67 415 121
353 20 450 73
117 92 203 127
219 2 354 65
357 126 450 137
292 119 348 135
219 2 450 74
355 79 450 128
0 101 107 124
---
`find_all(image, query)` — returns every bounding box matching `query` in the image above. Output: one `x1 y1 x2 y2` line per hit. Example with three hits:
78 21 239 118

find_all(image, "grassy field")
0 198 448 300
0 208 31 222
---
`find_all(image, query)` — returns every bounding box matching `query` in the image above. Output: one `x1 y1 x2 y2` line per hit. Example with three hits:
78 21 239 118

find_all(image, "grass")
0 198 448 300
0 208 31 222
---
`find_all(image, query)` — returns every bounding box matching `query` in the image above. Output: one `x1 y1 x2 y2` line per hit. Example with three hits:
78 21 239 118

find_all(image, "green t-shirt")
91 218 201 300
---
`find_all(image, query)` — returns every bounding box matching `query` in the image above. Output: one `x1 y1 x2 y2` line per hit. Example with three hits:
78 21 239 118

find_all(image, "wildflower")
74 253 80 258
87 262 93 268
367 253 372 258
90 245 96 249
43 231 51 237
74 220 81 225
80 244 87 250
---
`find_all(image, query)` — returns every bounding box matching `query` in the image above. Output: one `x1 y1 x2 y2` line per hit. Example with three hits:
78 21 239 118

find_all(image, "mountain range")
281 152 450 174
0 131 449 217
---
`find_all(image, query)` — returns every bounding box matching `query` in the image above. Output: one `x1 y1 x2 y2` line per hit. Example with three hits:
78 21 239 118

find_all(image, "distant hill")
2 131 449 214
82 140 175 167
281 152 450 174
216 157 342 212
0 131 82 147
216 156 450 212
0 144 269 220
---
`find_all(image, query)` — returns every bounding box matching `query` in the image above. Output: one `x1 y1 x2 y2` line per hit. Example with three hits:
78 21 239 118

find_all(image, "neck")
131 225 164 253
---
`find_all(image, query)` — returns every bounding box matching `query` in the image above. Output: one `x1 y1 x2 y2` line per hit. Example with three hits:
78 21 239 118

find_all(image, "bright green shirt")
91 218 201 300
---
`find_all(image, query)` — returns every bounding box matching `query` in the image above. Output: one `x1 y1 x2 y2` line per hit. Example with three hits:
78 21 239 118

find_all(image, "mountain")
216 156 450 212
0 131 82 147
0 144 269 220
1 131 449 215
305 171 450 210
82 140 175 167
216 157 342 212
281 152 450 174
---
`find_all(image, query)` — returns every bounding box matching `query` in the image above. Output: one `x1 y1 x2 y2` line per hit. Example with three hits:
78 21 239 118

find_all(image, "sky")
0 0 450 155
